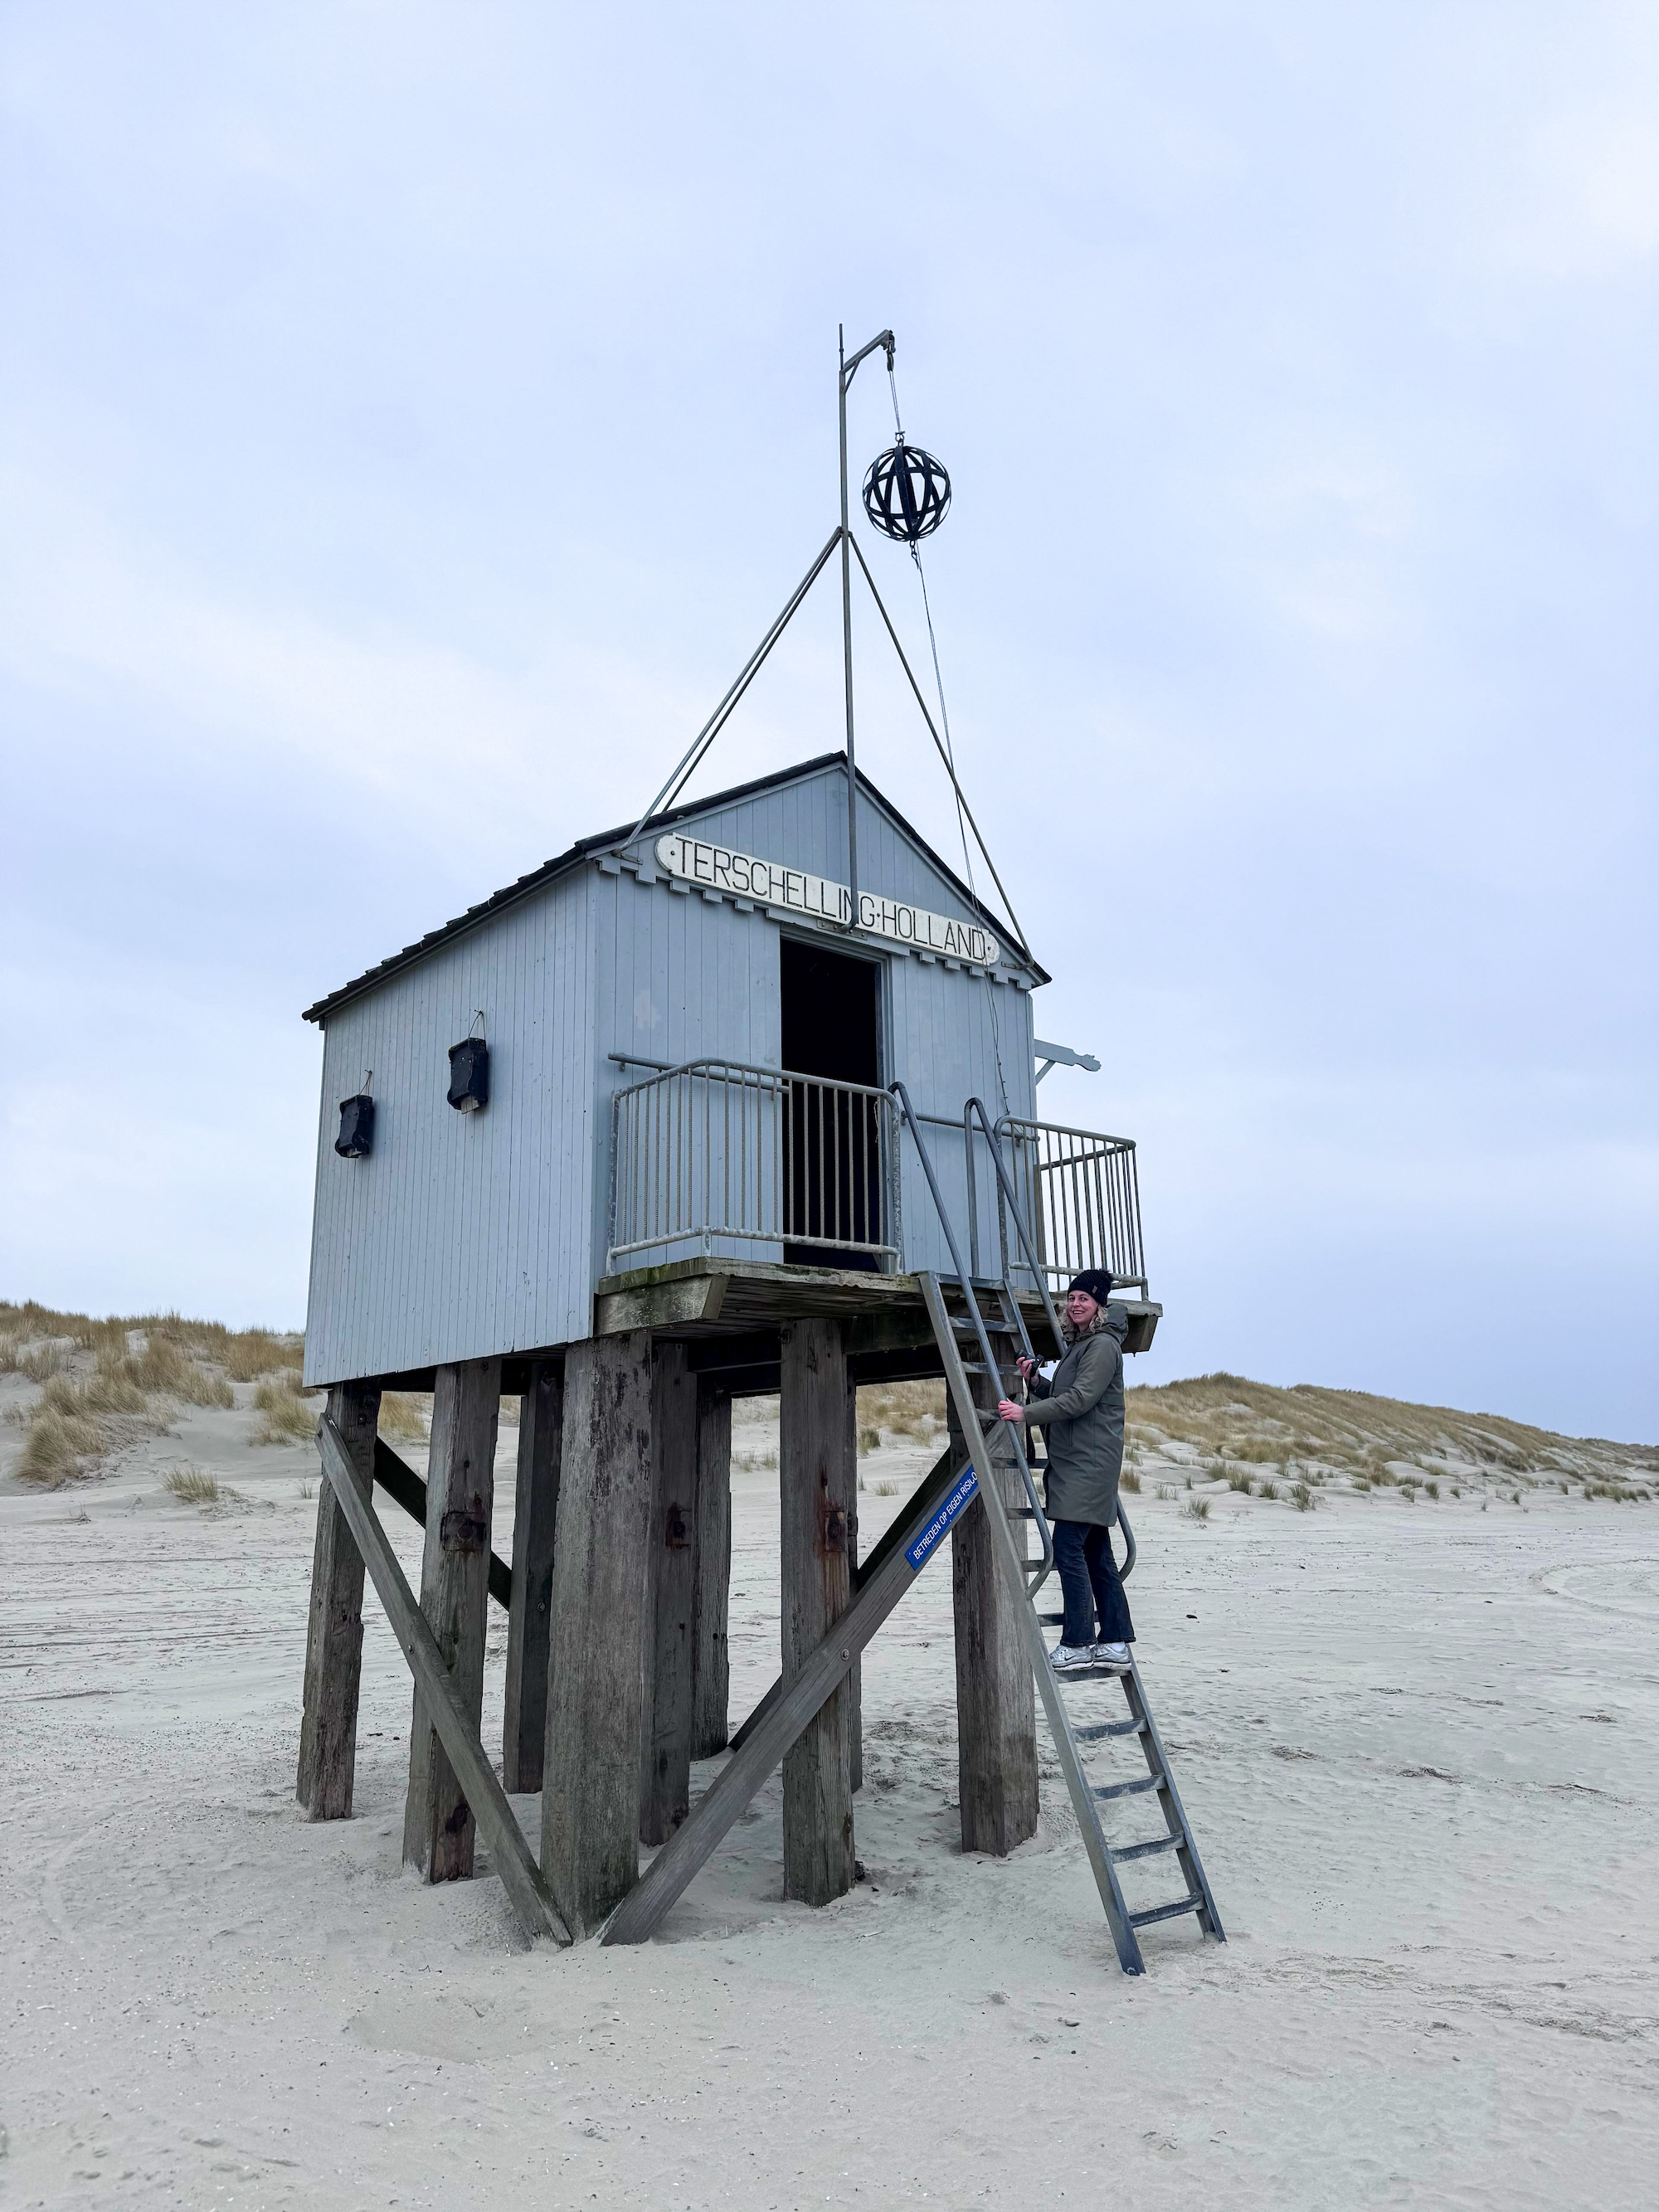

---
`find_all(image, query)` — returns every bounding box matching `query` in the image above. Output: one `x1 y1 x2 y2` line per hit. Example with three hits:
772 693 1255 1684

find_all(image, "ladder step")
1128 1893 1205 1929
1074 1716 1146 1742
1092 1772 1165 1802
1110 1832 1182 1863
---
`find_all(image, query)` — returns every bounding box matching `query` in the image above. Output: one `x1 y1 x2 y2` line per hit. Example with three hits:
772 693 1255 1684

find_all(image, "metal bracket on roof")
1034 1038 1102 1085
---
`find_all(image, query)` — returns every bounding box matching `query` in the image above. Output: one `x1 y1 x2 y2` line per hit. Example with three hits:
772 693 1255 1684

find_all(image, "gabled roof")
302 751 1043 1024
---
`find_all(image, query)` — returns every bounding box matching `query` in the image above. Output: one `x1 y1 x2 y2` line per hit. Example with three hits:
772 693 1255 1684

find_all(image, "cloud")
1512 100 1659 277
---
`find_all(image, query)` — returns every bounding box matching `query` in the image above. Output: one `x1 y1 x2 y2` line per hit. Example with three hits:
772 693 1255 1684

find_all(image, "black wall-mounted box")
335 1093 375 1158
447 1037 489 1114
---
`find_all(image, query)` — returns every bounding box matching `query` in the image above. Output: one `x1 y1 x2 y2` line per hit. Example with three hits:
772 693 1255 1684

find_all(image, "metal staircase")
893 1085 1224 1976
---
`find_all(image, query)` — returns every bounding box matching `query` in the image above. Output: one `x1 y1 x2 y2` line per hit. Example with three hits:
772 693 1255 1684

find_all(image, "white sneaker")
1050 1644 1095 1671
1092 1642 1132 1671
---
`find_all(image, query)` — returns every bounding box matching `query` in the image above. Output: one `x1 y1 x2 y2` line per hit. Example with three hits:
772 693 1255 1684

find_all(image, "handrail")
997 1113 1140 1148
963 1098 1066 1357
966 1096 1135 1583
611 1055 895 1108
888 1080 1055 1591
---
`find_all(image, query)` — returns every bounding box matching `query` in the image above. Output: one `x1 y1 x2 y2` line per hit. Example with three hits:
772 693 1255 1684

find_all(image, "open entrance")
779 936 883 1268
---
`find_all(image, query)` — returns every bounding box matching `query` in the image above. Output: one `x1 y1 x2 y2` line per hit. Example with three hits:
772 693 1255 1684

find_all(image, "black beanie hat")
1066 1269 1115 1306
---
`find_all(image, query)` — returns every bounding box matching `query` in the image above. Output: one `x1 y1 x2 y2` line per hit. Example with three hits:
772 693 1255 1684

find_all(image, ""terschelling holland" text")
653 835 1000 968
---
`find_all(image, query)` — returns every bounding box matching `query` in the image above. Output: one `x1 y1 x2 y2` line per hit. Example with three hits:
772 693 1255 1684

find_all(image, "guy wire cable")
887 361 1014 1120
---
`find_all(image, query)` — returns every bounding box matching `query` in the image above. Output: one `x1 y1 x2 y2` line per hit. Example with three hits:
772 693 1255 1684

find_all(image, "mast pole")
837 325 894 933
838 326 858 929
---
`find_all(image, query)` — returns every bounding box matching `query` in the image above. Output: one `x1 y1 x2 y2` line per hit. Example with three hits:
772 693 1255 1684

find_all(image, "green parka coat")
1024 1303 1129 1527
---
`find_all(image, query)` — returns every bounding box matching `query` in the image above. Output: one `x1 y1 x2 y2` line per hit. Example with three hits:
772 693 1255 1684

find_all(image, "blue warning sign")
904 1468 980 1573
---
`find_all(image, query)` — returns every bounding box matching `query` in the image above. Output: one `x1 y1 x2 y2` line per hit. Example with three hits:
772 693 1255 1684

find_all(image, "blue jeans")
1053 1519 1134 1650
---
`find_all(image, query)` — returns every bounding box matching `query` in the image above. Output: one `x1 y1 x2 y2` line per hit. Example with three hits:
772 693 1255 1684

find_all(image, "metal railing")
608 1058 901 1268
889 1083 1056 1592
993 1115 1147 1296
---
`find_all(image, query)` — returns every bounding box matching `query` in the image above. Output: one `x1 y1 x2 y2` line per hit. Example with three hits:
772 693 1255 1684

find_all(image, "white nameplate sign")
654 834 999 967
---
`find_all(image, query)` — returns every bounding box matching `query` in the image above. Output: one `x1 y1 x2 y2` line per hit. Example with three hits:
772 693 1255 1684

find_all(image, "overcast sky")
2 3 1654 1438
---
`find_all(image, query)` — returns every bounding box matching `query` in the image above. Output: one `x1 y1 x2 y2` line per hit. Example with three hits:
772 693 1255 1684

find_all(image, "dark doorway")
779 938 883 1268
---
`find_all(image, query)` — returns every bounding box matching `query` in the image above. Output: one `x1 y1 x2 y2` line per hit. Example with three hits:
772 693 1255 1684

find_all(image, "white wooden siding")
304 871 595 1386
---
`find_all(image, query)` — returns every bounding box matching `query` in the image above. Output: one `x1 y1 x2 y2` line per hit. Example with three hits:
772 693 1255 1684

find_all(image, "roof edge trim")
303 751 1043 1023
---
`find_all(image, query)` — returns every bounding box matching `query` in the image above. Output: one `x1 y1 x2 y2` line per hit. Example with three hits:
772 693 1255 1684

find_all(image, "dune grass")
378 1391 430 1442
3 1299 297 1486
163 1464 224 1505
856 1381 946 1444
251 1373 319 1445
12 1359 226 1486
17 1404 113 1486
1 1300 299 1376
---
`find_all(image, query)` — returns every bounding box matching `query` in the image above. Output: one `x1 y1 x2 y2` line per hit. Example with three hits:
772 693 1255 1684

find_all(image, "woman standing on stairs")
998 1270 1135 1674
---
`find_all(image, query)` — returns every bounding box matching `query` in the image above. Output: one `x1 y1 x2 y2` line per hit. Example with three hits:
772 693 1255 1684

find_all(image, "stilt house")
294 748 1164 1952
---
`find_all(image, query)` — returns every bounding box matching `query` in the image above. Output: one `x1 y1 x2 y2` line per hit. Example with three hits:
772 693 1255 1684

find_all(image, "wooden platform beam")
403 1359 501 1884
541 1330 654 1938
780 1318 856 1907
640 1341 698 1845
296 1379 382 1820
692 1378 732 1758
949 1338 1038 1855
590 1255 1112 1355
504 1359 563 1794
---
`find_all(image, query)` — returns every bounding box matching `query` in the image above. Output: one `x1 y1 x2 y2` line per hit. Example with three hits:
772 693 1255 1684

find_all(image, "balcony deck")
591 1255 1161 1394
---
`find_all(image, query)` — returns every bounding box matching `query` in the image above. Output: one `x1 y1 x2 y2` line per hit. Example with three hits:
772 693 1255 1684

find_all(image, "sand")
2 1389 1657 2209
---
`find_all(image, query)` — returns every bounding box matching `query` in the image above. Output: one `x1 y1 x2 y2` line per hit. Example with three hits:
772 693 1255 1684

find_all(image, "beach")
2 1388 1655 2210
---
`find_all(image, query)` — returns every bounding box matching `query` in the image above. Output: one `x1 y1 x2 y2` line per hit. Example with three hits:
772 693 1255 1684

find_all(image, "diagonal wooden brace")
373 1437 513 1611
601 1438 974 1947
727 1440 966 1755
316 1414 568 1947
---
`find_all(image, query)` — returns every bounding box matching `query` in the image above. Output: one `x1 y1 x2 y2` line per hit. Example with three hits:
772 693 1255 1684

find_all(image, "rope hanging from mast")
868 358 1016 1116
